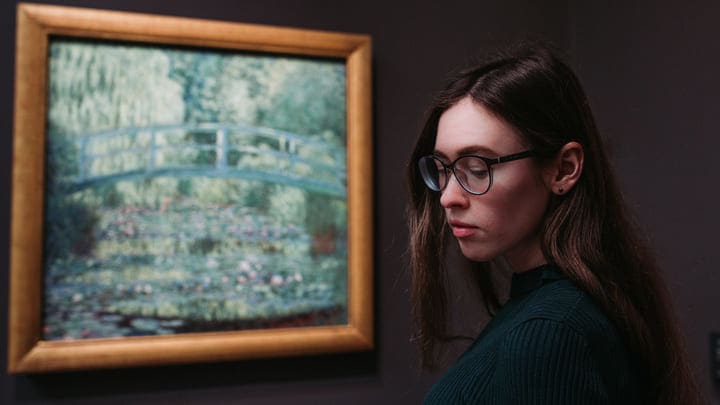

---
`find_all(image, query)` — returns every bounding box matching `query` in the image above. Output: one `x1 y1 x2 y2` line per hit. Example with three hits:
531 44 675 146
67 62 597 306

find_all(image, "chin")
457 241 499 263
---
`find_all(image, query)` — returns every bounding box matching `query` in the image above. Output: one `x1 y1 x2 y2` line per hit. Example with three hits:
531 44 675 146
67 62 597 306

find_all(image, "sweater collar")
509 263 564 299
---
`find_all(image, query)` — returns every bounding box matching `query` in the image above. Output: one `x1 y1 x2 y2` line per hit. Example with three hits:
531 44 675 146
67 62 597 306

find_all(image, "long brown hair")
406 45 702 404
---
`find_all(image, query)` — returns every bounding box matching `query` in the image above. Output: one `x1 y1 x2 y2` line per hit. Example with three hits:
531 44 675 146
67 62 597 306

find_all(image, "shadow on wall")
10 351 377 401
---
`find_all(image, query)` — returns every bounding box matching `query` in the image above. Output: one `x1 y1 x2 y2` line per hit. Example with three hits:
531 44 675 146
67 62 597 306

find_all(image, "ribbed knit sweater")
423 264 642 404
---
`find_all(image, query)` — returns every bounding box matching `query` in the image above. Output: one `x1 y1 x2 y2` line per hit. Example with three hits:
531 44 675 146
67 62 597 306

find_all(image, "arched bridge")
65 123 347 197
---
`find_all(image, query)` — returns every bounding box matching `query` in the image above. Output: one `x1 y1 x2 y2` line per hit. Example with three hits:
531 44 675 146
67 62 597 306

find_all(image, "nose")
439 174 469 209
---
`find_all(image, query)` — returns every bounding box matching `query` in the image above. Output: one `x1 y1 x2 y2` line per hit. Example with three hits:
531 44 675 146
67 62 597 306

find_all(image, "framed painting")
8 3 372 373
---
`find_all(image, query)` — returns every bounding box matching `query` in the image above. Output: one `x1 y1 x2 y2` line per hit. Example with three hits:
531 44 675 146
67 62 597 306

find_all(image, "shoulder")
499 316 594 365
513 279 618 344
491 280 640 403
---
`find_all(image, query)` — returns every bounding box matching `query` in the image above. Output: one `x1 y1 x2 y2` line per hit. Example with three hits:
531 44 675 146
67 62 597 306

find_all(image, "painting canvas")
8 3 372 373
43 39 348 340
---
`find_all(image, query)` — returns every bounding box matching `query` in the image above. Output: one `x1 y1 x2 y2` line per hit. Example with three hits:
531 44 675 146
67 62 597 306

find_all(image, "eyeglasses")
417 150 535 195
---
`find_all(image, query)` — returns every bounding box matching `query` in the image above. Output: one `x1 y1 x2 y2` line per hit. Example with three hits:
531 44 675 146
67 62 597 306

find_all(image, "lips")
448 220 477 238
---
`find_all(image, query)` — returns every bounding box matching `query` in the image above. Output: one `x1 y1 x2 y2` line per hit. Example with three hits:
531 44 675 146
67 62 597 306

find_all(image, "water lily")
270 275 284 286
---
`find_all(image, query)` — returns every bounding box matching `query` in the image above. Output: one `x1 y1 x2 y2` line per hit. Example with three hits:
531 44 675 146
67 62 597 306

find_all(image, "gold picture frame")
8 3 372 373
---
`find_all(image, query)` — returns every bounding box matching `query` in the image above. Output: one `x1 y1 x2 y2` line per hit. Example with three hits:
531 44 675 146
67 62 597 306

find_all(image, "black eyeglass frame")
418 150 536 195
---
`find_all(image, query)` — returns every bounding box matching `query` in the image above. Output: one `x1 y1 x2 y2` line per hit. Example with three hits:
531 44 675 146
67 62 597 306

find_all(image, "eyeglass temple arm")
493 150 535 164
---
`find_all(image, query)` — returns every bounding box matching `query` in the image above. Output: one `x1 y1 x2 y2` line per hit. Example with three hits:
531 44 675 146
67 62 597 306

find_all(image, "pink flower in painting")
270 275 284 286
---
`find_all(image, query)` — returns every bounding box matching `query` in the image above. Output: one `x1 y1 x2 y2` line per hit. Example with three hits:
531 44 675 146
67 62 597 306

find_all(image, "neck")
504 236 547 272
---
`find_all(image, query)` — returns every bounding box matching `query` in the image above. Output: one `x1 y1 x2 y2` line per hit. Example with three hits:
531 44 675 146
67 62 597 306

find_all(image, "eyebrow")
433 145 501 160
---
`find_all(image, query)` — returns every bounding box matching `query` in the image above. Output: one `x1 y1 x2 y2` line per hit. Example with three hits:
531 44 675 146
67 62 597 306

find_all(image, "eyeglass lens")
418 156 491 194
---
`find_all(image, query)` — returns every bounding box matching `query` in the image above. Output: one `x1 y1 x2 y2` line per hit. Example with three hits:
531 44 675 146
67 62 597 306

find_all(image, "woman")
406 45 702 404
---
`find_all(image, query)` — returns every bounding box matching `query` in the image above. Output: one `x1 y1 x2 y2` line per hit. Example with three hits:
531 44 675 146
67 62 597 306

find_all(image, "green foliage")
306 193 347 235
48 40 184 137
169 52 263 124
256 59 346 144
177 179 192 197
46 39 346 216
268 185 307 226
44 196 99 260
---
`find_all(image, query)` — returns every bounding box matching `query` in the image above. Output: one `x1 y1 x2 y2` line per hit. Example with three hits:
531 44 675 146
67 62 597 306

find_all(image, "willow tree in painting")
43 39 347 340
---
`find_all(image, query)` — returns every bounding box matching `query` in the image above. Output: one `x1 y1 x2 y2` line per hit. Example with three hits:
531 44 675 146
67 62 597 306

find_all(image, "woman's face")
434 97 551 271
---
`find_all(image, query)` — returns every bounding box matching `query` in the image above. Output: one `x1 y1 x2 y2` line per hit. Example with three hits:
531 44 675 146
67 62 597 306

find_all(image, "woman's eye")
468 167 489 179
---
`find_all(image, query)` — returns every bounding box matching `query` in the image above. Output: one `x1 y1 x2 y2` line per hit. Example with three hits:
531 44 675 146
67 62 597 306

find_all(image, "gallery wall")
3 0 719 403
0 0 568 404
569 1 720 401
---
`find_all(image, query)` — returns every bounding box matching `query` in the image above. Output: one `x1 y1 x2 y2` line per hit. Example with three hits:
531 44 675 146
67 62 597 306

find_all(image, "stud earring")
558 187 564 194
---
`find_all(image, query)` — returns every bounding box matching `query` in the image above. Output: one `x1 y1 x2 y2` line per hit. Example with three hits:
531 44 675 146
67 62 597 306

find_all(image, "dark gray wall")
5 0 719 403
0 1 568 404
570 1 720 401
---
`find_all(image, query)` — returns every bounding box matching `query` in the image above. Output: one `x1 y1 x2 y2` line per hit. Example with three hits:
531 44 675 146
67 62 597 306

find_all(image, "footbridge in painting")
64 123 347 198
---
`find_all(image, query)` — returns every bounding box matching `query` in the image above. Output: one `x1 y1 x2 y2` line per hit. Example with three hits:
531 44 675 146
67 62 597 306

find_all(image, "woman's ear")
544 141 584 195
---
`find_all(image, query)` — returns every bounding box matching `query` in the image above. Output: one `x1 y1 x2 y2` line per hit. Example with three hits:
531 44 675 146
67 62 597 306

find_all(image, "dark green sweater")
424 265 642 404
